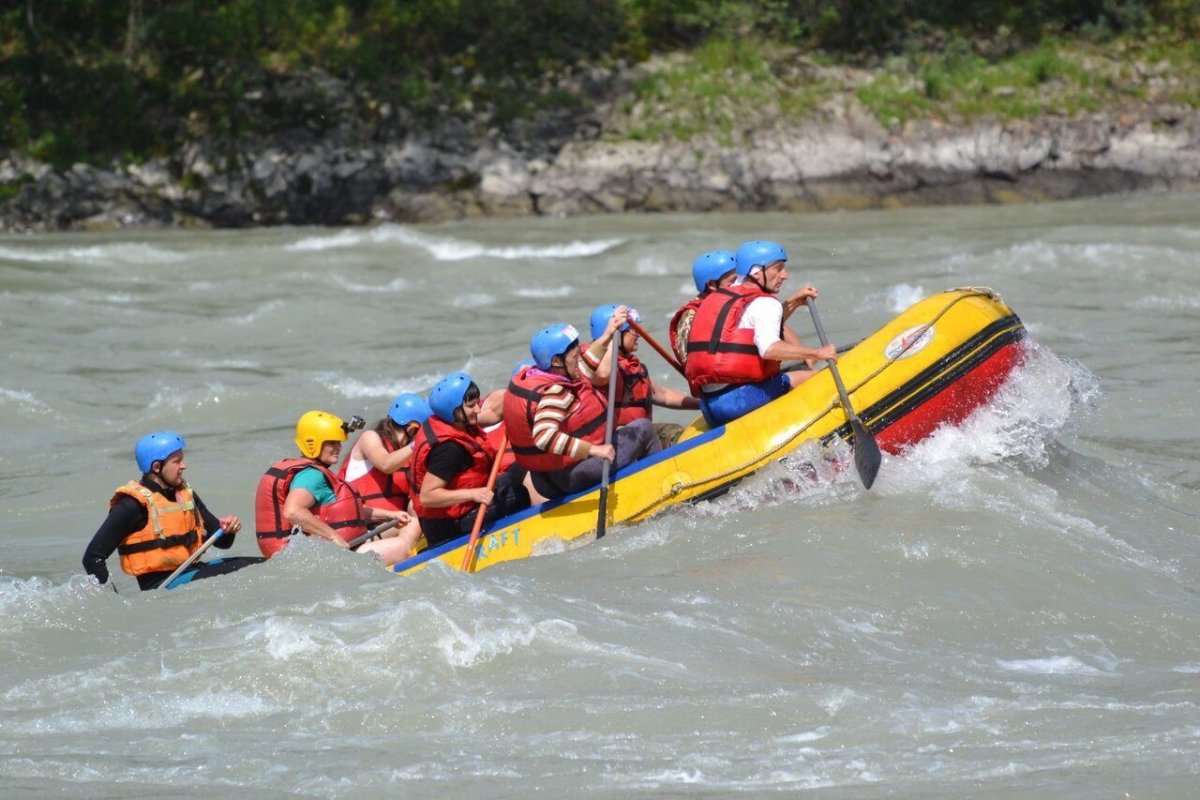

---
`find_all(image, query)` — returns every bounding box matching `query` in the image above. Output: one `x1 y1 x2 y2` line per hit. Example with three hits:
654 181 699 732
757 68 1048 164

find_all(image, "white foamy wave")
197 358 261 370
286 224 438 253
859 283 927 314
894 341 1099 477
998 239 1195 279
430 238 623 261
678 281 696 296
326 274 409 294
284 229 365 252
635 257 670 276
0 242 188 266
285 223 624 261
169 690 273 720
259 616 325 660
682 447 856 521
320 372 440 399
147 382 228 413
777 727 831 744
453 293 495 309
438 616 577 668
513 285 573 299
0 387 52 415
1133 293 1200 310
0 574 106 633
995 655 1107 677
995 240 1060 274
232 299 284 325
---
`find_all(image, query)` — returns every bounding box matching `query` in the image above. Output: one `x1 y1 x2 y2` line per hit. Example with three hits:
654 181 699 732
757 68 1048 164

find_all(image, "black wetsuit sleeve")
81 496 147 585
192 492 234 550
426 442 473 483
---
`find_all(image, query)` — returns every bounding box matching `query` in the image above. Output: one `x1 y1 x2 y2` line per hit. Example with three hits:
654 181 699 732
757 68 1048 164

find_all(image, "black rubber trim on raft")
825 314 1027 445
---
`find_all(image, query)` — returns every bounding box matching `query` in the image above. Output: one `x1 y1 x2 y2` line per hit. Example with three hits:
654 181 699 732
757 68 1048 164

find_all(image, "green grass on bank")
3 0 1199 168
614 33 1200 144
856 36 1200 127
617 38 837 144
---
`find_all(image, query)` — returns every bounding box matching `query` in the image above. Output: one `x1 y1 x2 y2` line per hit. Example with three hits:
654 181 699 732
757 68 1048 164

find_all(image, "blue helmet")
135 431 186 473
512 358 536 376
530 324 580 370
388 393 432 427
428 371 477 424
691 250 737 292
734 240 788 277
588 304 643 341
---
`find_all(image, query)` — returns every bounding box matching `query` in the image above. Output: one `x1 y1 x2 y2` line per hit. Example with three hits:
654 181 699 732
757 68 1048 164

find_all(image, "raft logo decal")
474 528 520 562
885 325 934 360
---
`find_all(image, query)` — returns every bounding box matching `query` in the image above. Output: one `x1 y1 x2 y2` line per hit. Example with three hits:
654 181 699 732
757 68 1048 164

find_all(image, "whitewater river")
2 193 1198 798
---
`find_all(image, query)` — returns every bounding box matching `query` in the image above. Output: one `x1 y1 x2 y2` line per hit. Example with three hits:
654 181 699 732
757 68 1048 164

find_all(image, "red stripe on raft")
876 342 1024 454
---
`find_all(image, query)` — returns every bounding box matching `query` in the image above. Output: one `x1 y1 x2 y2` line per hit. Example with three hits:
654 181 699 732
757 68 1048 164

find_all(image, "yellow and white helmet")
294 410 347 459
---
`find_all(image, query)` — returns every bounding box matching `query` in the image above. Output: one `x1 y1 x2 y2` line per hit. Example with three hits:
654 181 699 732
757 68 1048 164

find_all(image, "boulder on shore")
3 86 1198 232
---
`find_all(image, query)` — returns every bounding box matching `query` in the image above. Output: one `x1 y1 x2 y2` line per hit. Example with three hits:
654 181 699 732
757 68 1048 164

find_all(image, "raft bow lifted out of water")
390 288 1026 578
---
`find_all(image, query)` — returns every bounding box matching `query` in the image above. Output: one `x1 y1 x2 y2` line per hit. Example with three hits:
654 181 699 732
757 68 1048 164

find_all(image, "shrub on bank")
2 0 1198 168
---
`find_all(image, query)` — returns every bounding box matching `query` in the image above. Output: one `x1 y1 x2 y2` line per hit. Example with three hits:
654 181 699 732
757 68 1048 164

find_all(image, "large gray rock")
3 89 1199 232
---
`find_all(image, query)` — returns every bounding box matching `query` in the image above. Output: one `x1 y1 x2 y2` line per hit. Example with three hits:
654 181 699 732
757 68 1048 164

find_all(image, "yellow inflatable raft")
390 288 1025 577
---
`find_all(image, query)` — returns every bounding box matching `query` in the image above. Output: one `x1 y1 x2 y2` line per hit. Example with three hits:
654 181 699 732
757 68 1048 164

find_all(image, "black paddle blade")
850 418 883 490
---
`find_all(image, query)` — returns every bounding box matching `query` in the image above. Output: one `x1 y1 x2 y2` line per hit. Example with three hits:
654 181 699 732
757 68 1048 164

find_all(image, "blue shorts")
699 374 792 426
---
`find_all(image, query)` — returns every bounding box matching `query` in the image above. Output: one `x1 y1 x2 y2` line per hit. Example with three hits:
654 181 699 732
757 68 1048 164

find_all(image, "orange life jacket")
615 353 653 426
254 458 367 557
337 436 412 513
112 481 206 577
684 284 781 395
503 366 608 472
410 417 496 521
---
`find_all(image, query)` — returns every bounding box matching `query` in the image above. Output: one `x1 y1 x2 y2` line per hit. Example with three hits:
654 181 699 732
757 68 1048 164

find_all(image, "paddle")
161 527 224 590
596 338 621 539
345 517 402 550
461 430 509 573
627 318 684 377
807 300 882 490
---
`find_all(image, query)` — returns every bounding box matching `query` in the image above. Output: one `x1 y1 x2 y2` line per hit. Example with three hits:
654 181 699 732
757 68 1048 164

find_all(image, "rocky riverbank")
3 59 1199 233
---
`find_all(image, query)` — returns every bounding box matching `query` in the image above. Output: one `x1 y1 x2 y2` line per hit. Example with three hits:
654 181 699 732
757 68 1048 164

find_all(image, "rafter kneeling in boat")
684 240 839 427
505 323 660 501
583 303 698 448
411 372 531 548
254 411 411 561
337 393 430 555
670 250 738 366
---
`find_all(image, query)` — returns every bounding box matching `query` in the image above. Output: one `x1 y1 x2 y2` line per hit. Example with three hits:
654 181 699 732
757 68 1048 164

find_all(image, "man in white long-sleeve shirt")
683 240 838 426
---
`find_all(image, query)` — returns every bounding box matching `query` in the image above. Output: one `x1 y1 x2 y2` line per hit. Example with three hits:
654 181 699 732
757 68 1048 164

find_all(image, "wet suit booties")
82 479 264 590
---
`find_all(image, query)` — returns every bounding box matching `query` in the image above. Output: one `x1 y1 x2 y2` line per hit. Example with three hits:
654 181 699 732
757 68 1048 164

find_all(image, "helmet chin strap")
147 463 172 489
747 271 768 292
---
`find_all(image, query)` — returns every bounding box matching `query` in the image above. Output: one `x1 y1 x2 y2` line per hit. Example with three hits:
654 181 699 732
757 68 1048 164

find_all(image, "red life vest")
669 296 704 365
684 284 781 395
336 436 412 513
484 424 516 473
503 366 608 472
410 417 497 521
254 458 367 557
615 353 653 426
